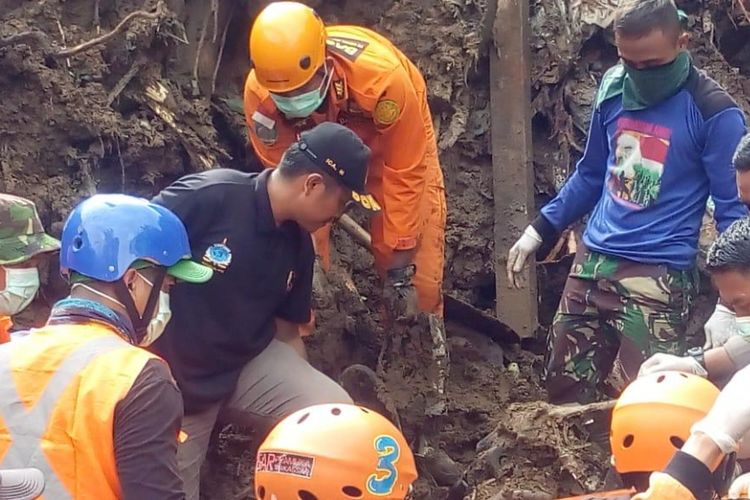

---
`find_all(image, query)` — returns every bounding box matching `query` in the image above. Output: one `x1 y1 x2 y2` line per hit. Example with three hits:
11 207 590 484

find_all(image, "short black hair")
706 216 750 272
734 134 750 173
277 142 336 187
614 0 682 39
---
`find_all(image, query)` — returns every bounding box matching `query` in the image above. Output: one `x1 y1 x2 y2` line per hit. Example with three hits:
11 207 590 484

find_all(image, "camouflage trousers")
545 246 698 404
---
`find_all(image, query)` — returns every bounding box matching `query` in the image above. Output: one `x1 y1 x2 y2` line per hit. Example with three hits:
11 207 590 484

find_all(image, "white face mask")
72 272 172 346
140 290 172 347
0 267 40 316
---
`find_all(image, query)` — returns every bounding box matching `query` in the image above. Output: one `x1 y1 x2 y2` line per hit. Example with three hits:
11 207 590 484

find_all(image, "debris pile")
0 0 747 498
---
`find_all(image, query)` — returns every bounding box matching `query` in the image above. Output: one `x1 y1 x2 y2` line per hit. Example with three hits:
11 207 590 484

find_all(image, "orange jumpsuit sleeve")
373 67 429 251
243 71 282 169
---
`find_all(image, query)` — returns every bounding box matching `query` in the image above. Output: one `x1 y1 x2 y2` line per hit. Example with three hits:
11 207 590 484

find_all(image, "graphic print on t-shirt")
607 117 671 210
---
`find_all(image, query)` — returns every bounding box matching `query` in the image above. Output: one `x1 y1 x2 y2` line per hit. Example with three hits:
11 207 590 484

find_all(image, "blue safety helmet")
60 194 213 283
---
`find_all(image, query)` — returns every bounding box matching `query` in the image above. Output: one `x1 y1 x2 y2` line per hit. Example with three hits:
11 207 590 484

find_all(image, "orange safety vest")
0 322 163 499
0 316 10 344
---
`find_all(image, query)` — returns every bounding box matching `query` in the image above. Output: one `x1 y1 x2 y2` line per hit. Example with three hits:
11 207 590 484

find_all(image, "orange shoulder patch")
373 99 400 126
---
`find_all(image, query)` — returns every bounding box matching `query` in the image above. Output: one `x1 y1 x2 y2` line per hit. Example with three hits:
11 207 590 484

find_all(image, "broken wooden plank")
443 294 519 344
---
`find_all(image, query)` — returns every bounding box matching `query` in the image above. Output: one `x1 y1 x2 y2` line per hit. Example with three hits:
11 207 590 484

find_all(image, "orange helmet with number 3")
610 371 720 474
255 403 418 500
249 1 327 93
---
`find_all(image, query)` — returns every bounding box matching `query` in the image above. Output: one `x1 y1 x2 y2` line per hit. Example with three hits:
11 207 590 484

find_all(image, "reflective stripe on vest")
0 335 127 499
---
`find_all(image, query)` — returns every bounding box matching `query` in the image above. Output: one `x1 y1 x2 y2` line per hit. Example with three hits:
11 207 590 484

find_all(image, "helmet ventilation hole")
342 485 363 497
656 374 666 383
331 407 342 416
258 486 266 498
679 373 688 378
623 434 634 448
297 412 310 424
670 436 685 448
299 491 318 500
360 407 370 414
299 56 311 70
73 235 84 250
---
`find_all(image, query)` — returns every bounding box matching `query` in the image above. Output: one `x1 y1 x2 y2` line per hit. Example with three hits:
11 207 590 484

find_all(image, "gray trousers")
177 339 352 500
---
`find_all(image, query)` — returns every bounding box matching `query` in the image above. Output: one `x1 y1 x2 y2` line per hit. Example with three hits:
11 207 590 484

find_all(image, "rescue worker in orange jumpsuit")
255 403 418 499
0 194 213 499
0 194 60 344
243 1 447 318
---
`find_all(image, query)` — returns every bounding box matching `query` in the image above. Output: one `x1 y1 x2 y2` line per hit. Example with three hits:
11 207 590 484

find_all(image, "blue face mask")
270 64 332 119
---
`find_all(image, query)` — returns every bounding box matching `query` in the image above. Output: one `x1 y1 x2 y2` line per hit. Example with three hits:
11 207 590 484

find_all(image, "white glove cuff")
523 225 543 243
691 421 739 454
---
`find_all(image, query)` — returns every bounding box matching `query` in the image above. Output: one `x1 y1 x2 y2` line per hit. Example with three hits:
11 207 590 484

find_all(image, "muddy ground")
1 0 749 498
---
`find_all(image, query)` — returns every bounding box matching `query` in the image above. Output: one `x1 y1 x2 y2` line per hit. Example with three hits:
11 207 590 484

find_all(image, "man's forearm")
705 346 737 382
681 433 725 472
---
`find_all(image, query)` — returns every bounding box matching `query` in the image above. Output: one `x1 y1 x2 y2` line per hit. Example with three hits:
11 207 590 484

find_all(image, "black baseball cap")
296 122 381 212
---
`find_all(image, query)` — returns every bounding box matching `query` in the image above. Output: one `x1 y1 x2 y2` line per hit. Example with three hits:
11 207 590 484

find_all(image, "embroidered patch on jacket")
326 36 369 61
333 79 346 100
252 111 277 145
202 239 232 272
373 99 400 126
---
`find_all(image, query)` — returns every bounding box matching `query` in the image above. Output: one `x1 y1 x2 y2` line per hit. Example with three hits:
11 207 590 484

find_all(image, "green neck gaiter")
622 51 692 111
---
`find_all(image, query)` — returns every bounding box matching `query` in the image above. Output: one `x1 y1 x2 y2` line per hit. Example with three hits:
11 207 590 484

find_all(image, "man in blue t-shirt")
507 0 748 404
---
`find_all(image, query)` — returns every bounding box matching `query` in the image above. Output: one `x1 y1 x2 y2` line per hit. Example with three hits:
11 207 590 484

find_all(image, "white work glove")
704 303 737 349
506 225 542 289
729 472 750 499
638 353 708 378
691 365 750 455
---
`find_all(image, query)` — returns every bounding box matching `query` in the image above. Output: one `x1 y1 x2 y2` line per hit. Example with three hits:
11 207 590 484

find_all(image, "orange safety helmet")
255 403 418 500
249 1 327 93
610 371 720 474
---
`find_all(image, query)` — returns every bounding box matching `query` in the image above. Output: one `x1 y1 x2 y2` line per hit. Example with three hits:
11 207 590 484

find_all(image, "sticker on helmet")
366 435 400 495
373 99 400 127
202 240 232 272
256 451 315 479
326 36 369 61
